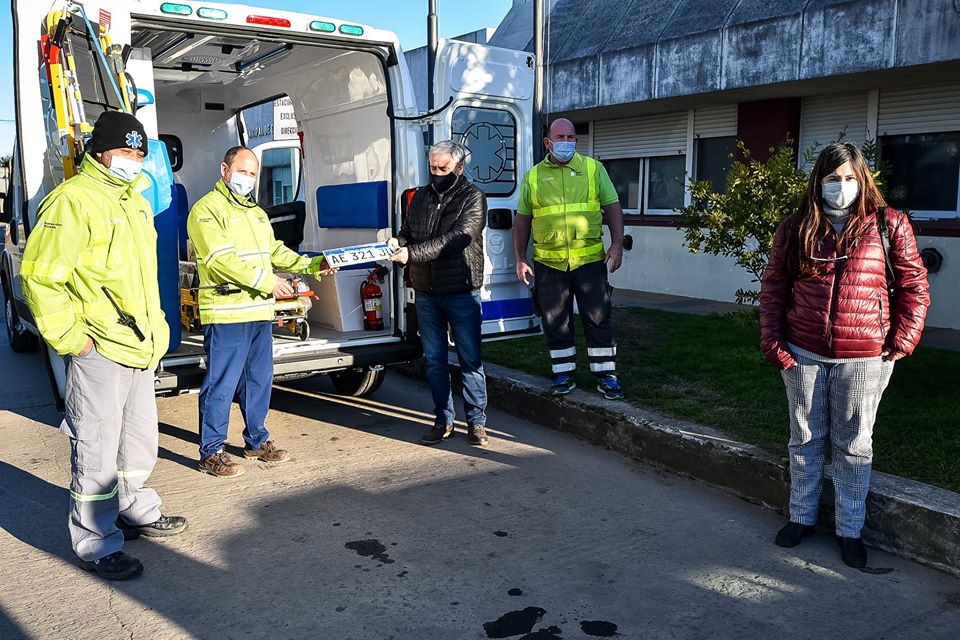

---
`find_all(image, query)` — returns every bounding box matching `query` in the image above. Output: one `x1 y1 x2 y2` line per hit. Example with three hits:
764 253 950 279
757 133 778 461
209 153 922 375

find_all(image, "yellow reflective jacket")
521 153 605 271
187 180 324 324
21 154 170 370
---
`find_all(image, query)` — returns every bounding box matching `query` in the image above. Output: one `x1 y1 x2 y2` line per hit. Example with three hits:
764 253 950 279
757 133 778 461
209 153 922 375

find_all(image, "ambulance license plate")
322 242 394 268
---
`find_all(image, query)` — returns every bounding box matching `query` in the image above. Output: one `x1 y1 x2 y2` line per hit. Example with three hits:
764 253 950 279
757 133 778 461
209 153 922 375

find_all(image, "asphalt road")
1 337 959 640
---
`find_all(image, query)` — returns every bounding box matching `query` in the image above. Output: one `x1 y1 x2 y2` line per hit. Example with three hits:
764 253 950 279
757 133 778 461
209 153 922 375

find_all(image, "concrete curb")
395 359 960 577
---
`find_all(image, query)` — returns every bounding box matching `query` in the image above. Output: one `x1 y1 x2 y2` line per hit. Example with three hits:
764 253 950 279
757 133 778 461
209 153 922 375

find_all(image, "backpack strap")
877 207 896 294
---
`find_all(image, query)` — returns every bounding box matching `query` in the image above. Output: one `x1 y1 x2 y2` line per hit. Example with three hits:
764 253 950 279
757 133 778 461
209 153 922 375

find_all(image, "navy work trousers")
199 321 273 458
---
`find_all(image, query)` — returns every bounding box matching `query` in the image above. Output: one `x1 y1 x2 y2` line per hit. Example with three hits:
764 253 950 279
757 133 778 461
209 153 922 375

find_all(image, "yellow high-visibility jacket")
187 180 325 324
21 154 169 369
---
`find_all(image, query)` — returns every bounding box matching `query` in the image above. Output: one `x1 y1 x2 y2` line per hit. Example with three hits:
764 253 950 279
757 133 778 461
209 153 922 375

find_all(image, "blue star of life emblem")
125 130 144 149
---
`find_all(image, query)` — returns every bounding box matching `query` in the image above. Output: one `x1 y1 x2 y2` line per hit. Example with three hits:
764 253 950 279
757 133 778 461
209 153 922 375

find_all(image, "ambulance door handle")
487 208 513 230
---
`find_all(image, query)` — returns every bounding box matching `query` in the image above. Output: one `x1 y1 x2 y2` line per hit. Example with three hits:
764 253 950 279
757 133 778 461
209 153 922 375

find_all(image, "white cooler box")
303 266 392 333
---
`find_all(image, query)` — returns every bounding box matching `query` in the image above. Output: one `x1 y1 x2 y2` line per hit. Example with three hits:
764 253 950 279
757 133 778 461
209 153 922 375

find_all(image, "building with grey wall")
493 0 960 329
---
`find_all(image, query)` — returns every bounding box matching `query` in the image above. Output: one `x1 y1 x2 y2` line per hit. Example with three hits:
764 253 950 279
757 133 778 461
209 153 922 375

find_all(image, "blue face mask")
550 140 576 163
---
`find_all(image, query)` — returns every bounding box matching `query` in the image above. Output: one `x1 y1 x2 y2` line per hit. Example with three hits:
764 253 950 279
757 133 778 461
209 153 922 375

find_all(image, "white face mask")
106 155 143 182
226 172 256 197
821 180 859 210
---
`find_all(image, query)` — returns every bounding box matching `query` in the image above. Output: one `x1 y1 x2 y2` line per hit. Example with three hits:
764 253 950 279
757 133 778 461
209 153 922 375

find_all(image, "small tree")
678 136 886 305
679 142 806 305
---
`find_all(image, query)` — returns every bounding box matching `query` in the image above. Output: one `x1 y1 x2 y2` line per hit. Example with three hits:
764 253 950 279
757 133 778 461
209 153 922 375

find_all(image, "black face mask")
430 171 459 193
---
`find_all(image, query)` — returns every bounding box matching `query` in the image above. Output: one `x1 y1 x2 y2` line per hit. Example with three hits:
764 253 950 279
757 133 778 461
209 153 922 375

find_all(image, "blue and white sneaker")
550 373 577 396
597 375 624 400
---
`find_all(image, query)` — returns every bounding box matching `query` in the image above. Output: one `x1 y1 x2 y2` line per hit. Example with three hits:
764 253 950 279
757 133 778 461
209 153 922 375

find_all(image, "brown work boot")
244 439 289 463
421 424 454 445
198 452 245 478
468 424 489 446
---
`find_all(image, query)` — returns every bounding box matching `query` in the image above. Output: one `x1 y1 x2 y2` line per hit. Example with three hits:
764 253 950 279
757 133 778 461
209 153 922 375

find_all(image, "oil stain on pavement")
483 607 547 638
581 620 619 636
344 538 395 564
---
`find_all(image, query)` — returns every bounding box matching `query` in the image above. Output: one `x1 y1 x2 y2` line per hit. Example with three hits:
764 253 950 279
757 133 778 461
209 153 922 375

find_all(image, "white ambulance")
1 0 538 405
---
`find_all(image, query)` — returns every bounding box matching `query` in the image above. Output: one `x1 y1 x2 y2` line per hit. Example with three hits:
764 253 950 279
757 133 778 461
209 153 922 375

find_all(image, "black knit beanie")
90 111 149 157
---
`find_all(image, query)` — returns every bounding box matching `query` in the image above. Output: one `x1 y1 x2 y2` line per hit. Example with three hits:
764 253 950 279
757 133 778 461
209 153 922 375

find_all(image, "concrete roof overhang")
535 0 960 116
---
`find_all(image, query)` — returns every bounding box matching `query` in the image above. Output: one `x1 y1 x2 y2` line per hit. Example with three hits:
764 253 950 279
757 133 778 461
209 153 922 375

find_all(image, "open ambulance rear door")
432 39 539 340
10 0 145 407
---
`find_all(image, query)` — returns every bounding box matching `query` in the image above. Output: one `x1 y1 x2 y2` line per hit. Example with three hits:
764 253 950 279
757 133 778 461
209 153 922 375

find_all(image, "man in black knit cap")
21 110 187 581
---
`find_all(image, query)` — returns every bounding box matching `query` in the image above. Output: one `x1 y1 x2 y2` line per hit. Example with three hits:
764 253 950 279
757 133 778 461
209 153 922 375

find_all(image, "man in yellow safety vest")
514 118 626 400
21 110 187 581
187 146 335 478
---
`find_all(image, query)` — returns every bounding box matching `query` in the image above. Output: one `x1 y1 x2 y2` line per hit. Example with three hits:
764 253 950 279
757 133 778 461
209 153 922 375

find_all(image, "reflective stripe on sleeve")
236 250 272 259
252 268 268 290
20 260 71 281
205 244 235 263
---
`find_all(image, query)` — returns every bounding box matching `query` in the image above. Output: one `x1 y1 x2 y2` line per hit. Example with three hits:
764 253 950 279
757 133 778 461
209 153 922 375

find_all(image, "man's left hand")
605 243 623 273
315 257 339 276
388 247 409 265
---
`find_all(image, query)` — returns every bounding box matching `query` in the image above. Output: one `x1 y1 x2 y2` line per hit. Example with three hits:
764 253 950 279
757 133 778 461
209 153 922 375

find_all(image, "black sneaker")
79 551 143 581
421 425 454 445
774 521 816 548
468 425 489 446
118 514 188 538
838 536 868 568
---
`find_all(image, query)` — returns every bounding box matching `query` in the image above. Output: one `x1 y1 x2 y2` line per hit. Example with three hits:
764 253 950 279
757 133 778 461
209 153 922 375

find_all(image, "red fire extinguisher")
361 265 389 331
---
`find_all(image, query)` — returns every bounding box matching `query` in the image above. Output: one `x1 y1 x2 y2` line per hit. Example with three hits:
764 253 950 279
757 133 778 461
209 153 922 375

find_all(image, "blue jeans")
415 290 487 428
199 321 273 458
781 351 894 537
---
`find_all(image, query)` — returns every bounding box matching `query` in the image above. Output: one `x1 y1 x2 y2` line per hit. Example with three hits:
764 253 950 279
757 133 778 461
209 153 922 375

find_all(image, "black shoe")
468 425 489 446
118 514 188 538
838 536 867 568
421 425 454 445
774 522 816 548
79 551 143 581
119 523 141 541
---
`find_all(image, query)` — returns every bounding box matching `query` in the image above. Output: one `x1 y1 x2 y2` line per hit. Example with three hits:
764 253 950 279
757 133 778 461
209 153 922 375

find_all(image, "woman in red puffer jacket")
759 142 929 570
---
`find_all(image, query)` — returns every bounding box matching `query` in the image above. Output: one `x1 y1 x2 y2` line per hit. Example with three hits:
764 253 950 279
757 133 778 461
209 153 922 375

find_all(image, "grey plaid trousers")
780 351 894 537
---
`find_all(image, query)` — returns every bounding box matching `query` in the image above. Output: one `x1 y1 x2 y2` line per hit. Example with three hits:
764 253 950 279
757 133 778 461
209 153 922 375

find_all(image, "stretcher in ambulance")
2 0 539 404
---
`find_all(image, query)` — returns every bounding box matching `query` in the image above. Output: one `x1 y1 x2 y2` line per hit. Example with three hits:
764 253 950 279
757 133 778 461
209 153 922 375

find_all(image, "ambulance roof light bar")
160 3 192 16
247 15 291 27
198 8 228 20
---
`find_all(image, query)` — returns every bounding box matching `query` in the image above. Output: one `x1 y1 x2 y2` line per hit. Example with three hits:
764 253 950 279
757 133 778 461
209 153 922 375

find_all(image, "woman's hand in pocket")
881 349 906 362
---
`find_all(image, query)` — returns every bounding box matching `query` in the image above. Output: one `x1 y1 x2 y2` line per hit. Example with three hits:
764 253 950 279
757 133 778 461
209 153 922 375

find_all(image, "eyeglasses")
809 254 848 263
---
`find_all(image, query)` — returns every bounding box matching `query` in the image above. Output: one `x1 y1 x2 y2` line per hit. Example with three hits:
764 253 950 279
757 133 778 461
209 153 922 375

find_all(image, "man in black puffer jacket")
388 140 489 446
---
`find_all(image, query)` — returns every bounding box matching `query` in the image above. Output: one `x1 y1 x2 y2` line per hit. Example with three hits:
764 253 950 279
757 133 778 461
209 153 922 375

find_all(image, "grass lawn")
483 307 960 493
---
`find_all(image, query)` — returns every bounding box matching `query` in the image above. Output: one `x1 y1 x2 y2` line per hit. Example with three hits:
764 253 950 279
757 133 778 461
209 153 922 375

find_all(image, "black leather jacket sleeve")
407 189 486 264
